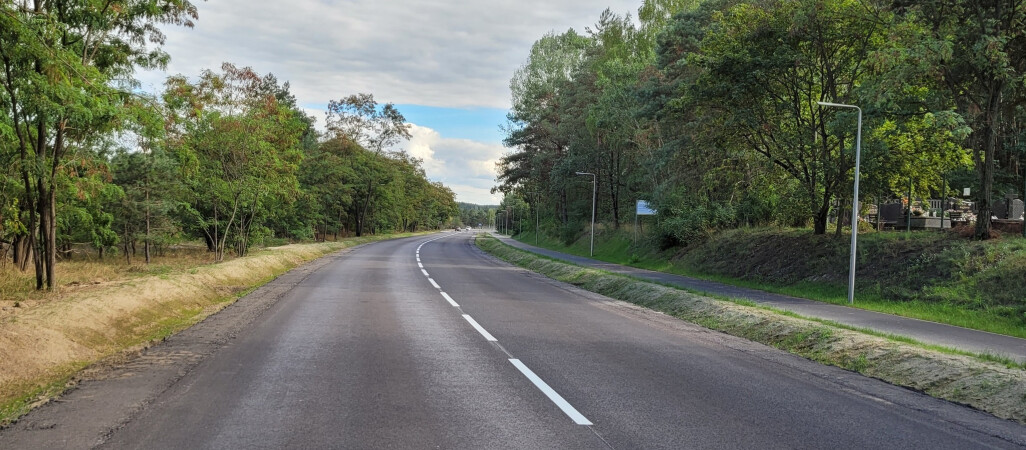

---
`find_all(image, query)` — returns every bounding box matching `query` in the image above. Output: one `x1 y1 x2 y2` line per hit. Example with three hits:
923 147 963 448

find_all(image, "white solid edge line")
462 314 497 341
421 269 430 277
508 359 593 426
428 278 441 289
440 292 459 307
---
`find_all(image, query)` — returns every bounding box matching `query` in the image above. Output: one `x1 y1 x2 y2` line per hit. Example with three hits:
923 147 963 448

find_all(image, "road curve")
3 232 1024 449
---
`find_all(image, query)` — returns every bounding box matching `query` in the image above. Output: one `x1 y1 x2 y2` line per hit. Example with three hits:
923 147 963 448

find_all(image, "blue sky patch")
396 105 509 144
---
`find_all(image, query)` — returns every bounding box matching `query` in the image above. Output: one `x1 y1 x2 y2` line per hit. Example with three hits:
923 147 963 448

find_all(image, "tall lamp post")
576 172 596 257
818 101 862 305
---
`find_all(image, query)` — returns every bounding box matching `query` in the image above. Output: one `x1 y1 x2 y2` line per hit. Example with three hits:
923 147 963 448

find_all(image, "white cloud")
397 124 504 205
138 0 641 109
134 0 643 206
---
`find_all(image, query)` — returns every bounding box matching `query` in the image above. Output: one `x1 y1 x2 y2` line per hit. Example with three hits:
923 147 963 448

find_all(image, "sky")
136 0 642 205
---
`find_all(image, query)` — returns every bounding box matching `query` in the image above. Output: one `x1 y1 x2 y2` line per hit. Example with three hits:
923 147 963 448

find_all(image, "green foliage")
502 0 1026 248
1 2 459 274
457 203 497 228
886 1 1026 239
162 63 306 260
0 0 197 286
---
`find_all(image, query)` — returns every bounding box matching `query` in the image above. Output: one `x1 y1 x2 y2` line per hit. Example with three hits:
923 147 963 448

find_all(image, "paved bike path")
489 233 1026 362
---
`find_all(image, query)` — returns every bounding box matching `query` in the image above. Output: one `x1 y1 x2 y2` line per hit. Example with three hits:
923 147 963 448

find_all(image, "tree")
686 0 885 234
0 0 197 289
889 0 1026 239
324 94 411 236
498 30 593 225
163 63 305 260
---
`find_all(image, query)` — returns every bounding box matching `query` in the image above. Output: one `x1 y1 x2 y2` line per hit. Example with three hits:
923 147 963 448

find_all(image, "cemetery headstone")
1010 199 1024 220
880 203 904 223
993 199 1009 219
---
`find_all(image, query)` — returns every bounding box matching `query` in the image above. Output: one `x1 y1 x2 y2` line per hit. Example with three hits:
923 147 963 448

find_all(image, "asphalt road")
3 232 1025 448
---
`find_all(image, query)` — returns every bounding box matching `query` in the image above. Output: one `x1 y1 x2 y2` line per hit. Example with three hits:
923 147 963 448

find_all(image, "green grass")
506 226 1026 340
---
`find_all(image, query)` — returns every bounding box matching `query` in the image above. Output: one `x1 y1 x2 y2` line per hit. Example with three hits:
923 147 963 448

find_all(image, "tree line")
457 202 498 229
0 1 457 290
495 0 1025 245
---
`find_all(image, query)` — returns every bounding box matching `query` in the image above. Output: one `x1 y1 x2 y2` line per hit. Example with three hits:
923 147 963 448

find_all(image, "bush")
735 191 775 226
658 202 737 247
560 219 585 246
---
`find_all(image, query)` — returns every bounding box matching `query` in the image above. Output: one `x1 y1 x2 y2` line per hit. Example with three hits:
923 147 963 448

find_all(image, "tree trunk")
974 81 1002 240
145 186 151 264
356 179 376 237
12 234 32 271
38 181 56 290
559 189 568 225
835 197 845 237
124 222 132 265
335 207 343 240
813 194 830 235
213 204 220 261
203 230 215 252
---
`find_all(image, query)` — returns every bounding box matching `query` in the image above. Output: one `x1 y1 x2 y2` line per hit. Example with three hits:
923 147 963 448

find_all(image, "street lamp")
818 101 862 305
576 171 596 257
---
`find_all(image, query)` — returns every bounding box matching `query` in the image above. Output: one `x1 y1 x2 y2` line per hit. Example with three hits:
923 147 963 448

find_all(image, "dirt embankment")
477 235 1026 424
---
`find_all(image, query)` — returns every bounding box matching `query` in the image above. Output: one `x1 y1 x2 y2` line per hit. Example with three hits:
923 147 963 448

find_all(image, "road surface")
3 232 1024 449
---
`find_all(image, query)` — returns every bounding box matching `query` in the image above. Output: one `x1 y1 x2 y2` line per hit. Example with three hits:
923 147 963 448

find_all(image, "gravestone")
993 200 1008 219
879 203 904 223
1011 199 1024 220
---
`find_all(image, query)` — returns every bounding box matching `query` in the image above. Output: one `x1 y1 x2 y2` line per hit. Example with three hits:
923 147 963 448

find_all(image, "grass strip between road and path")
475 234 1026 425
0 232 432 425
511 228 1026 340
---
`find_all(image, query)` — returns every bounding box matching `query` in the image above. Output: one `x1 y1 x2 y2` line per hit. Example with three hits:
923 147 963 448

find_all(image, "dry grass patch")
476 235 1026 424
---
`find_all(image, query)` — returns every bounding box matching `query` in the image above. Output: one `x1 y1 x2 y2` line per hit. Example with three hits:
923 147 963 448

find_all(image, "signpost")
635 200 657 243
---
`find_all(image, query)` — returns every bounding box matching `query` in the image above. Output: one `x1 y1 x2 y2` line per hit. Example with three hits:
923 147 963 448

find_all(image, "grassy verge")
509 227 1026 339
0 232 430 425
476 234 1026 424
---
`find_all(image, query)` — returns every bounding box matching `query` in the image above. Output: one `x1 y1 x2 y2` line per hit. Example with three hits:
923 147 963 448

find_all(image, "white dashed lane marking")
416 233 593 426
